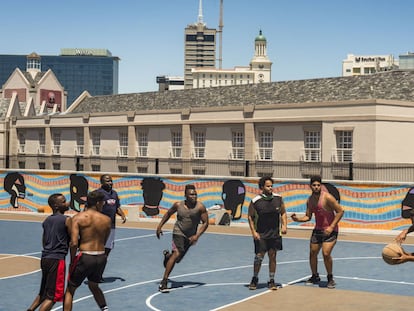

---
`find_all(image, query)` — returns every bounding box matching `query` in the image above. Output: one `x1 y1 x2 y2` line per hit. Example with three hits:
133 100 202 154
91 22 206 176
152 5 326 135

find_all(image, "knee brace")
254 255 263 265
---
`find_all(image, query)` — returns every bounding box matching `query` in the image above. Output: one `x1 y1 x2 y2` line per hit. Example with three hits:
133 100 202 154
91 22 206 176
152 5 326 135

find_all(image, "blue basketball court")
1 217 414 310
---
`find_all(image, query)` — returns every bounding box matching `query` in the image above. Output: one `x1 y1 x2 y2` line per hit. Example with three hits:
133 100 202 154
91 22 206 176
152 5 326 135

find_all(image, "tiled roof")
71 70 414 114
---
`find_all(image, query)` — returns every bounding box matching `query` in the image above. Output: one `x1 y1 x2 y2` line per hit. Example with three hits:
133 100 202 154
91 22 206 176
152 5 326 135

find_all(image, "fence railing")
7 154 414 182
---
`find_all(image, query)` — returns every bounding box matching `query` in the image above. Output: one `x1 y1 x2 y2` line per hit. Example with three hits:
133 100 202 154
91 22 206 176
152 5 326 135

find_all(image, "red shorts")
39 258 66 302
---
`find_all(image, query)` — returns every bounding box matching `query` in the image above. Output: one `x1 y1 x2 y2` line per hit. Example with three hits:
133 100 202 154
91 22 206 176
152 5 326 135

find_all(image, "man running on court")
63 190 111 311
291 175 344 289
156 184 209 292
248 176 287 290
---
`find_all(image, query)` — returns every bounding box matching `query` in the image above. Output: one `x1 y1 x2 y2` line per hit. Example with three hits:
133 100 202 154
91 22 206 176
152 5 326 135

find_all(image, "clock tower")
250 30 272 83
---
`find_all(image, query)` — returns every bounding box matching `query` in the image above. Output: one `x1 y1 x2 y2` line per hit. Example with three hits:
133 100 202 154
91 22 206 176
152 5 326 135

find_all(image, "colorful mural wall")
1 170 412 231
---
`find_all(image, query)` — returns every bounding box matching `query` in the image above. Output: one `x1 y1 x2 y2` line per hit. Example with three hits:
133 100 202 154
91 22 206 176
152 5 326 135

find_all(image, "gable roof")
22 71 46 87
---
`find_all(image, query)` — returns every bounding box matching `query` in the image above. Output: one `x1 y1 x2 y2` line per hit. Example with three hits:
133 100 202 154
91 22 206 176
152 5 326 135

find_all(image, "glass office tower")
0 48 119 106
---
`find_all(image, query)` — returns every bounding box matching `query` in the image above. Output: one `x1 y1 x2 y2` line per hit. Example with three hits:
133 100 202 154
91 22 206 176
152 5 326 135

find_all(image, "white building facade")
342 54 398 76
192 30 272 88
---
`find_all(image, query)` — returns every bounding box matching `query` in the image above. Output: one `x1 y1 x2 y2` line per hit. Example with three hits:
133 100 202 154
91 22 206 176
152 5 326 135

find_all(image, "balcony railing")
18 145 25 154
118 146 128 157
38 144 45 154
75 145 84 155
52 145 60 155
257 147 273 161
137 146 148 157
229 147 244 160
92 145 100 156
301 148 321 162
170 147 182 159
192 147 205 159
332 148 353 162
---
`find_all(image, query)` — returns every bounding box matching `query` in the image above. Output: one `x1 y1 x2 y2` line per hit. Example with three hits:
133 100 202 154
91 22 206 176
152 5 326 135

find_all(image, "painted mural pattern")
0 171 412 231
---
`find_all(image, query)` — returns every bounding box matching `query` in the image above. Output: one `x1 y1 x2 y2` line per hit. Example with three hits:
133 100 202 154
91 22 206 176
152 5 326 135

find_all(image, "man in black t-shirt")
27 194 71 311
247 176 287 290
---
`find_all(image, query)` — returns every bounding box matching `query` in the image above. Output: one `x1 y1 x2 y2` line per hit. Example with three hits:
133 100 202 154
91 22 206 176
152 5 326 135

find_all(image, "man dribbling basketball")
394 216 414 262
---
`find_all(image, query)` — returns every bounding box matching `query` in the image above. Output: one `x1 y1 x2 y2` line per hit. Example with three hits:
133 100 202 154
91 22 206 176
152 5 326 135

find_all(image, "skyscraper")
184 0 217 89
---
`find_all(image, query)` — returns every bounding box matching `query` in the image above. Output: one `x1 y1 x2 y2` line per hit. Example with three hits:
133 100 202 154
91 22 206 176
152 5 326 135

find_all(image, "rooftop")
70 70 414 114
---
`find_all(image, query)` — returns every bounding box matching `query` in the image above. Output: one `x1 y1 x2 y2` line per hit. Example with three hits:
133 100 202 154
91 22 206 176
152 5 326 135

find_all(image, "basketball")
382 243 405 265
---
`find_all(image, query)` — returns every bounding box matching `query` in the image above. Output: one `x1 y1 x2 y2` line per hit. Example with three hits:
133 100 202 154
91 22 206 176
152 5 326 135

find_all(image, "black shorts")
254 237 283 254
68 252 107 287
39 258 66 302
310 229 338 244
172 234 191 263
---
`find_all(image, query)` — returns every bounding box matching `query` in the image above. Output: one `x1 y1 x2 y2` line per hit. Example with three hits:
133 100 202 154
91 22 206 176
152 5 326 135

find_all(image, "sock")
269 273 275 280
101 306 109 311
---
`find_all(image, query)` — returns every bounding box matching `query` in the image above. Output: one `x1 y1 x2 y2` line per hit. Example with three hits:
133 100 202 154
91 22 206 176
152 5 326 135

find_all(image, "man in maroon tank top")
291 175 344 289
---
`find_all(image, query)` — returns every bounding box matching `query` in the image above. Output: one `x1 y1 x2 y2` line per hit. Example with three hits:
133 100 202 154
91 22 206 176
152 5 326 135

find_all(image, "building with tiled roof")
69 70 414 114
1 52 67 113
3 70 414 181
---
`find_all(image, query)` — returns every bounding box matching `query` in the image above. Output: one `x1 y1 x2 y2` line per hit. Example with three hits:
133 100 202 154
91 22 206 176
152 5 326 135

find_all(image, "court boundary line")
50 255 388 310
0 254 41 280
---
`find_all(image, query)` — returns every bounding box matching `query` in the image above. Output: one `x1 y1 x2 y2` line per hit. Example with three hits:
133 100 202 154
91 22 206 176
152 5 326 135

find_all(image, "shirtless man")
291 175 344 289
63 190 111 311
156 184 209 292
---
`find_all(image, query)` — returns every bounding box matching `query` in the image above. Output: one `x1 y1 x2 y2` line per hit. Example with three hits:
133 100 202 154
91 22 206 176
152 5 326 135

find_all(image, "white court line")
209 288 276 311
51 256 390 310
0 252 41 260
146 283 253 311
210 270 414 311
0 268 41 280
115 232 167 242
0 231 158 281
0 254 41 280
333 275 414 285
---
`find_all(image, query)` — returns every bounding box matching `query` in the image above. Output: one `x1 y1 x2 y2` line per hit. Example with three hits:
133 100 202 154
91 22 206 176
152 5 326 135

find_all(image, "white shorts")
105 228 115 249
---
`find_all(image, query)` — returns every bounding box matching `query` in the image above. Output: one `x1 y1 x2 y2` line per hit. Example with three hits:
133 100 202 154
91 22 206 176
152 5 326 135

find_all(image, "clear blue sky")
1 0 413 94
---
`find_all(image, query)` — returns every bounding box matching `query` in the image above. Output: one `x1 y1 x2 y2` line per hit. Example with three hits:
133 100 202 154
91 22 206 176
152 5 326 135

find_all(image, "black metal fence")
7 154 414 182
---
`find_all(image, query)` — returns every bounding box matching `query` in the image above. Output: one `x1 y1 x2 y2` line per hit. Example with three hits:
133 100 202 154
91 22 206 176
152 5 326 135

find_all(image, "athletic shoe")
305 274 320 285
267 279 277 290
327 277 336 289
159 279 169 293
163 250 170 268
249 276 258 290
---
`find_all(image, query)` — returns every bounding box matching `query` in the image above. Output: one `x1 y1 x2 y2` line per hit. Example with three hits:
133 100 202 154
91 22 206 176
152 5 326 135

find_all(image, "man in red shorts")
27 193 71 311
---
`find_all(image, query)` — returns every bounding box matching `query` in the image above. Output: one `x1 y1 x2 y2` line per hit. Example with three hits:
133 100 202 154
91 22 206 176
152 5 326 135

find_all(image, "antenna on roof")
218 0 223 69
197 0 204 25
